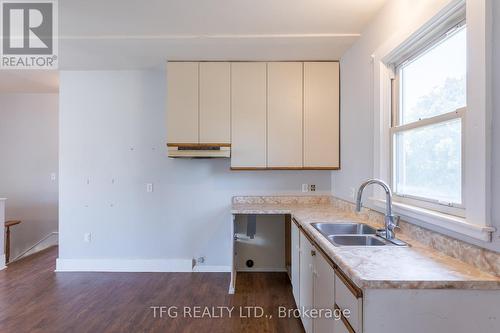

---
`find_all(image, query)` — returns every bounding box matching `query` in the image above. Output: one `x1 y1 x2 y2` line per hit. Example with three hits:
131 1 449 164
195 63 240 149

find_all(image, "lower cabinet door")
291 221 301 305
313 253 335 333
299 232 314 333
333 318 351 333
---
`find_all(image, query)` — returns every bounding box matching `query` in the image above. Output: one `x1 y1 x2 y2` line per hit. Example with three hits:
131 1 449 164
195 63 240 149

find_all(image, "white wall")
0 94 59 260
492 0 500 247
335 0 500 251
58 69 331 269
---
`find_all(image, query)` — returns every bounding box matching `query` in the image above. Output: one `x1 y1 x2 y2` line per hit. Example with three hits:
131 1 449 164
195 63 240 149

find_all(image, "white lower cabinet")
335 271 362 333
291 227 500 333
299 231 315 333
313 249 335 333
291 221 301 304
296 227 337 333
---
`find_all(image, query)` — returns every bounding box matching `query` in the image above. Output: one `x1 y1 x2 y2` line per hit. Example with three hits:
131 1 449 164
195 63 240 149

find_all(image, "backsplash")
232 195 332 205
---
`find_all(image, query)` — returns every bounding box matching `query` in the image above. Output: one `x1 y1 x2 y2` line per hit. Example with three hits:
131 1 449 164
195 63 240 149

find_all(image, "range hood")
167 144 231 158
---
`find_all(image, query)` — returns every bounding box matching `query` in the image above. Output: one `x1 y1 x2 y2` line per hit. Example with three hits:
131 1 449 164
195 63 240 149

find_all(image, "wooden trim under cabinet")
230 167 340 171
335 304 356 333
167 143 231 147
335 268 363 299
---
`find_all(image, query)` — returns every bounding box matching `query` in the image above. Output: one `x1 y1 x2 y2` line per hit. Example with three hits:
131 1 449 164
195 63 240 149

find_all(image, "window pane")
400 26 466 124
394 118 461 204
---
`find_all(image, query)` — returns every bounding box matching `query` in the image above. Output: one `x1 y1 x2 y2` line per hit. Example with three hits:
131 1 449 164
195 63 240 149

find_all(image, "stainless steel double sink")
311 222 404 247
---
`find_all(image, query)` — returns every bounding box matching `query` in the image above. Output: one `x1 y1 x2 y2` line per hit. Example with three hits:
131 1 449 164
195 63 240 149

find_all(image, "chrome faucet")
355 179 400 240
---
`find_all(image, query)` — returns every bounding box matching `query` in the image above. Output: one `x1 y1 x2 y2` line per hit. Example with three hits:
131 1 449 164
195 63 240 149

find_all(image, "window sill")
369 198 495 242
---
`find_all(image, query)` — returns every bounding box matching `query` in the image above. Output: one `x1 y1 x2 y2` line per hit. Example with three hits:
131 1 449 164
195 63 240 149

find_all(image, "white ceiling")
0 0 388 92
59 0 388 69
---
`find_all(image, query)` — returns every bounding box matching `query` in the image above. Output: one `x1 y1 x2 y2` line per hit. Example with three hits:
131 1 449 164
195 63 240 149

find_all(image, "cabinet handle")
311 250 316 256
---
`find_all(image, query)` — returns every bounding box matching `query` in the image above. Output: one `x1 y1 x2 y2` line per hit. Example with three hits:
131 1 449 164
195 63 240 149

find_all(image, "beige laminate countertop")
231 200 500 290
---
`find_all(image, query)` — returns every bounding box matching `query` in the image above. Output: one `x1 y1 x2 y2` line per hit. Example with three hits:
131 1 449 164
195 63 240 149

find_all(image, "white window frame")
389 22 467 218
368 0 494 242
390 109 466 217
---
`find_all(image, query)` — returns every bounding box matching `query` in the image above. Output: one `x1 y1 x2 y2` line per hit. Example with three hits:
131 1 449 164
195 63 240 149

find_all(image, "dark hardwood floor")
0 247 304 333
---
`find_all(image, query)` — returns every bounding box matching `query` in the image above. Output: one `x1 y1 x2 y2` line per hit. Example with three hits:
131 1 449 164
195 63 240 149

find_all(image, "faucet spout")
355 179 398 240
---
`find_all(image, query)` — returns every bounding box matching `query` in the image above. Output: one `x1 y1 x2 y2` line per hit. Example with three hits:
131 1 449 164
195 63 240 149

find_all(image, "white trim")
385 1 466 66
390 108 464 134
464 0 492 230
55 258 193 272
370 0 492 239
0 255 5 270
370 198 494 242
59 33 361 40
237 267 288 272
193 265 232 272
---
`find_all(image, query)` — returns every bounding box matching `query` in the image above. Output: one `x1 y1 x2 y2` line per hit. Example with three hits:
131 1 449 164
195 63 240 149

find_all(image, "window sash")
395 20 466 72
390 108 465 216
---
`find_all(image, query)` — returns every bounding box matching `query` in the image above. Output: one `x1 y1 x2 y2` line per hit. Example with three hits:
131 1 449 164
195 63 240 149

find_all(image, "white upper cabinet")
167 61 340 169
267 62 304 168
199 62 231 144
167 62 199 144
231 62 267 168
304 62 340 168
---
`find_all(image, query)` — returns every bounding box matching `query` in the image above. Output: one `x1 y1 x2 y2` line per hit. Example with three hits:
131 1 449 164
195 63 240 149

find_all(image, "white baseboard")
55 258 193 272
237 267 288 272
0 254 5 270
192 265 232 272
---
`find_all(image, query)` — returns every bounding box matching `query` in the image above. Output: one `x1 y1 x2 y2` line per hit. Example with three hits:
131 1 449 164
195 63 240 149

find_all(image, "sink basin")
311 222 378 236
311 222 407 247
328 235 391 247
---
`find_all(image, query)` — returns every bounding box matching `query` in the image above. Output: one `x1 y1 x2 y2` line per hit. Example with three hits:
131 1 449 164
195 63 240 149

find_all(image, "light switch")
50 173 57 181
146 183 154 193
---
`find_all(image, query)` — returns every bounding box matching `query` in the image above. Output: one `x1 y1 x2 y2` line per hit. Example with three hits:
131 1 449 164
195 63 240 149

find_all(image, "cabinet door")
304 62 340 168
291 221 301 305
267 62 303 168
313 253 335 333
231 62 267 168
167 62 199 144
199 62 231 144
299 232 314 333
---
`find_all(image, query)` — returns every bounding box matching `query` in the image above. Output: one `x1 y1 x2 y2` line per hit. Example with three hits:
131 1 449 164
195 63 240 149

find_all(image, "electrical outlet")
309 184 316 192
302 184 309 193
50 172 57 181
146 183 154 193
83 232 92 243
